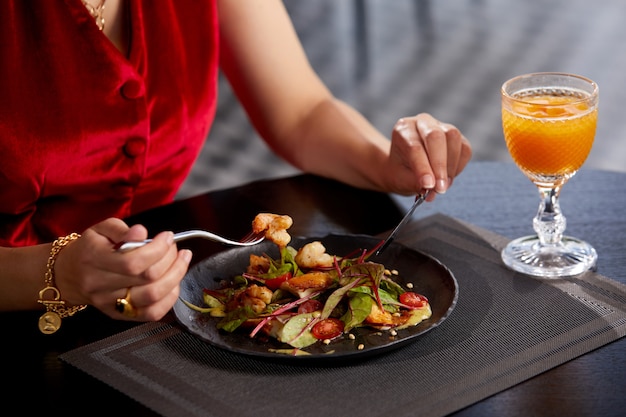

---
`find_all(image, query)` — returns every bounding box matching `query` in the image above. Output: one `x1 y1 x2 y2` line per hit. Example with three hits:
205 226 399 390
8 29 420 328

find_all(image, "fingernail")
167 231 175 245
422 174 436 189
182 249 193 263
436 178 447 194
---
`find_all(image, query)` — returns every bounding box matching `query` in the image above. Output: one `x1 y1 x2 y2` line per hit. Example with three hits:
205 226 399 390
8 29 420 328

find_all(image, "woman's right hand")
55 218 193 321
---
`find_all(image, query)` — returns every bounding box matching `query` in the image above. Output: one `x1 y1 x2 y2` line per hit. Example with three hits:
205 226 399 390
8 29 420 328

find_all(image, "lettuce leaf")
341 292 373 331
277 312 318 348
217 306 256 332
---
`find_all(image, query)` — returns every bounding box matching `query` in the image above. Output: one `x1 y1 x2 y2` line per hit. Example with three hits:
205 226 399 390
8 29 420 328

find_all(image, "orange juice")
502 94 597 178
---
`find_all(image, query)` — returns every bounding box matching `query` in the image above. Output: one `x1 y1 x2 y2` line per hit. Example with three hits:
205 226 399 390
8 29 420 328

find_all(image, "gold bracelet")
37 233 87 334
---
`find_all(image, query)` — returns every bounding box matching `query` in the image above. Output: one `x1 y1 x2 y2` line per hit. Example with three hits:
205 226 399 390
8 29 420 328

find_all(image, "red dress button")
121 80 144 99
123 138 147 158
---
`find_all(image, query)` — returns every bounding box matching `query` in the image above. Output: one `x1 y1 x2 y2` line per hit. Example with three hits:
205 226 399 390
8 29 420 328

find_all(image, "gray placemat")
60 213 626 417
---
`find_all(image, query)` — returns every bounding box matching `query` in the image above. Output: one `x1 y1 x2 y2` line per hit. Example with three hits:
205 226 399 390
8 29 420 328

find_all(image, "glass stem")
533 185 566 246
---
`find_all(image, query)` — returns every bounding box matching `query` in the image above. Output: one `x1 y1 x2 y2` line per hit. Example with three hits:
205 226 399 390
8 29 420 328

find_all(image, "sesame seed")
406 283 414 289
357 344 365 350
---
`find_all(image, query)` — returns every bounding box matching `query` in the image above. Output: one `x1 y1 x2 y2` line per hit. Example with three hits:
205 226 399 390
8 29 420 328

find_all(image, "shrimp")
247 254 271 275
245 284 273 304
295 241 334 269
252 213 293 247
237 284 274 314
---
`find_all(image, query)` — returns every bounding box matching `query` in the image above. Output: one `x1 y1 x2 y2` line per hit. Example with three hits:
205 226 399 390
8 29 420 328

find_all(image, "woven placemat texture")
60 214 626 417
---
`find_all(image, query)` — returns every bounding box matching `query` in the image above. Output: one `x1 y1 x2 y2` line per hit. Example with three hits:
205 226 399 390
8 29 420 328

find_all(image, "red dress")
0 0 219 246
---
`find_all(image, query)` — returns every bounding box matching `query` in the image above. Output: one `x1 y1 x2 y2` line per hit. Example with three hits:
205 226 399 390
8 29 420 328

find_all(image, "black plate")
173 234 458 361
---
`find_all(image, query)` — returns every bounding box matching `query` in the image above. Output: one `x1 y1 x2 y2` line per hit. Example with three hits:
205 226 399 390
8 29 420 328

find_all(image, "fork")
374 189 431 257
115 229 265 253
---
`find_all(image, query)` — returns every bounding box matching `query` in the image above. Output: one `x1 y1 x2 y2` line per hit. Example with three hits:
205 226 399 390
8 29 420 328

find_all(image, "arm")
0 219 192 320
217 0 472 196
0 244 51 311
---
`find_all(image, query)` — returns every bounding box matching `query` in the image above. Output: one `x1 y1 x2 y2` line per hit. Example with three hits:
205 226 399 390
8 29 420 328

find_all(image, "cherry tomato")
399 292 428 308
264 272 292 290
311 318 344 340
298 299 323 314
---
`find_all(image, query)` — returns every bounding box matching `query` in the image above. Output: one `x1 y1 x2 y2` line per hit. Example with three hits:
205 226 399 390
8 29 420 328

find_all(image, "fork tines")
239 230 265 243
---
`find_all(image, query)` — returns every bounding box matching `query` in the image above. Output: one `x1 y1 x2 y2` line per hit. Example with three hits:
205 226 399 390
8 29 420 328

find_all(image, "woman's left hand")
385 113 472 198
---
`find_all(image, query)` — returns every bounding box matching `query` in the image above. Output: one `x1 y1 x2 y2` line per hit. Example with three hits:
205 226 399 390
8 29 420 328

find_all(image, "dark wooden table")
3 162 624 416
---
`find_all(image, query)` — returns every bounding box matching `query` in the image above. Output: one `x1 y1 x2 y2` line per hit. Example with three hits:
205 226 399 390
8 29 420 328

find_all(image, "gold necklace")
81 0 106 31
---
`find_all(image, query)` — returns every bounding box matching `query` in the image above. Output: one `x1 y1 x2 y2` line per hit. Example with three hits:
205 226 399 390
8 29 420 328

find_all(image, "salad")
184 213 432 354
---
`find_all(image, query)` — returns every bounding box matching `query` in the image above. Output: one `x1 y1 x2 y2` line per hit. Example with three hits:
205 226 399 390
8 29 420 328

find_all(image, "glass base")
501 235 597 278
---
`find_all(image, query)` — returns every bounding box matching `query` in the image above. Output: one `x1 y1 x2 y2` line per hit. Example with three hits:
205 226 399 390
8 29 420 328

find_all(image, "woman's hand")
217 1 472 197
386 113 472 198
55 218 192 321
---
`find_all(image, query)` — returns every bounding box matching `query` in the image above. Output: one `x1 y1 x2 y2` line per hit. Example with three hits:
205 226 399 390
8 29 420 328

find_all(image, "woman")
0 0 471 327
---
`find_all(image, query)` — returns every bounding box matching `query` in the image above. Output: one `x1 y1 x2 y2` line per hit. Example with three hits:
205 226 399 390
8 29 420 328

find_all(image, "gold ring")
115 288 136 317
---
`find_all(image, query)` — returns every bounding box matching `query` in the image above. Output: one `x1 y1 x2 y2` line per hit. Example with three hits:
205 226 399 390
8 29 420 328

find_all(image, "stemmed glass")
501 72 599 277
